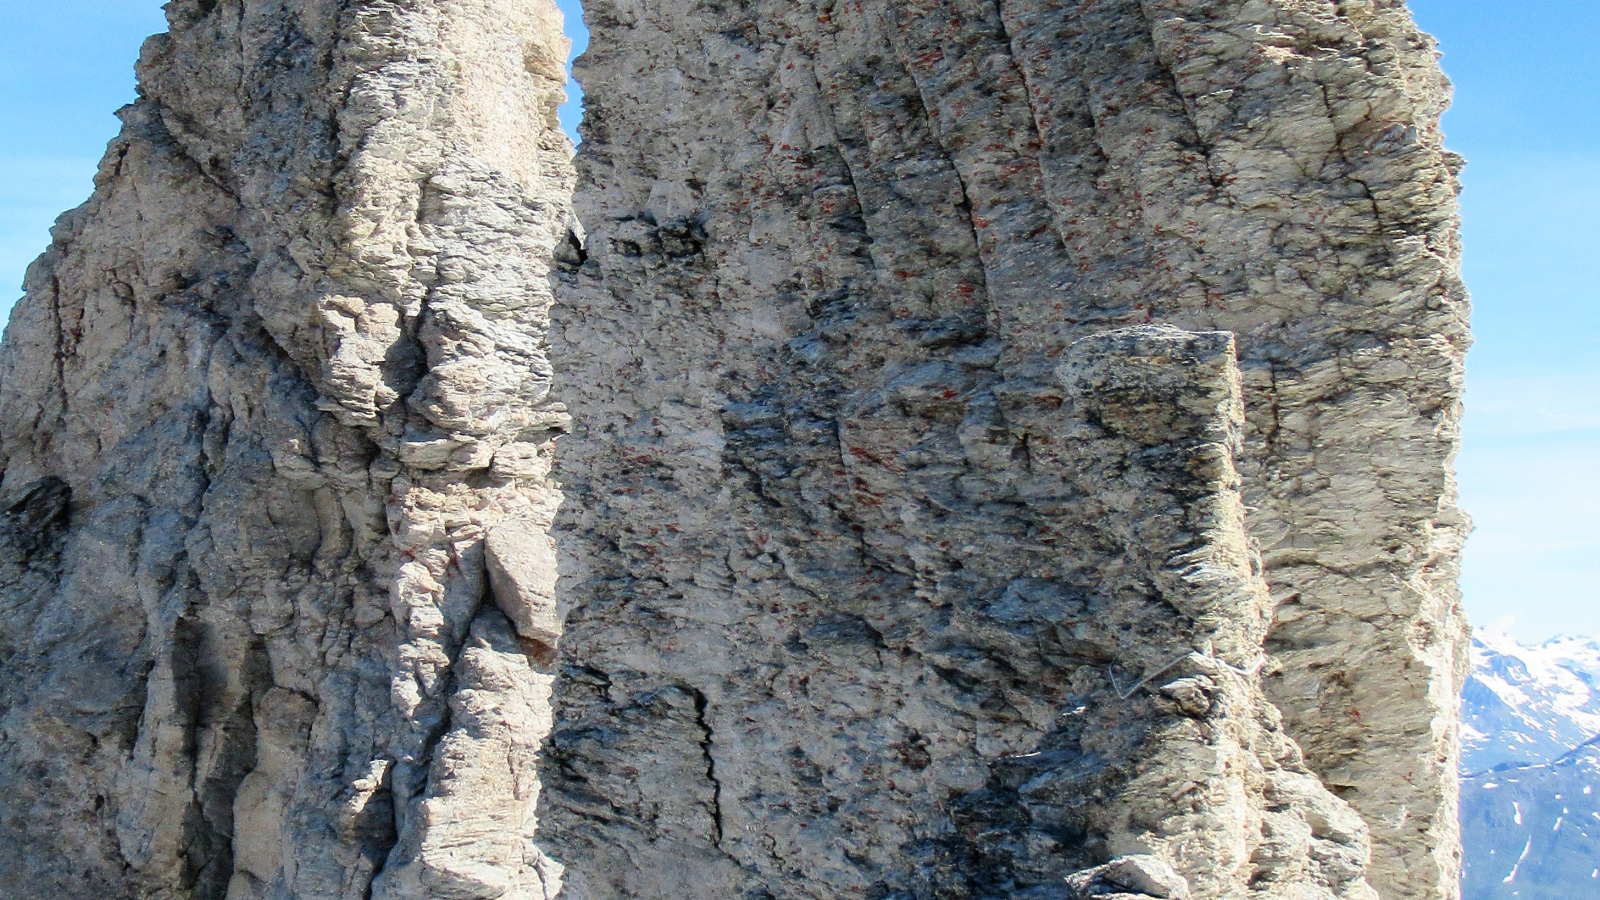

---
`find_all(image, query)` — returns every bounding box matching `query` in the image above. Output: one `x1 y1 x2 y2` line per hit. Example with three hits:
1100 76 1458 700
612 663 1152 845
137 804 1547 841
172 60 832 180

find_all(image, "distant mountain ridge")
1461 629 1600 898
1462 629 1600 773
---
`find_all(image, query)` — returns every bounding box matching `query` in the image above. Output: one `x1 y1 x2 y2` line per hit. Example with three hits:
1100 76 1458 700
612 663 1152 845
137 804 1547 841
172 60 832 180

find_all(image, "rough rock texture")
0 1 574 897
0 0 1470 898
552 0 1468 898
550 324 1380 898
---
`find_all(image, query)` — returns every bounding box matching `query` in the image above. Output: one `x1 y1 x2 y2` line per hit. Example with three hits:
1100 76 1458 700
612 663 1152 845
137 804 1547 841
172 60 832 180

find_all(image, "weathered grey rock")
551 0 1467 898
551 285 1384 898
0 0 574 897
0 0 1468 898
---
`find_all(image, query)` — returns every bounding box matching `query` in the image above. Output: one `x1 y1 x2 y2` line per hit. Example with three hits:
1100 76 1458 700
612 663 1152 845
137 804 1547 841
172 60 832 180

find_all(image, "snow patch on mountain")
1461 740 1600 898
1461 627 1600 899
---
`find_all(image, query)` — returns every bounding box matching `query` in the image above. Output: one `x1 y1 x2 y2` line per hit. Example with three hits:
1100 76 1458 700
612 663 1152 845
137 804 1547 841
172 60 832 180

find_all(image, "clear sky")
1408 0 1600 643
1 1 1594 643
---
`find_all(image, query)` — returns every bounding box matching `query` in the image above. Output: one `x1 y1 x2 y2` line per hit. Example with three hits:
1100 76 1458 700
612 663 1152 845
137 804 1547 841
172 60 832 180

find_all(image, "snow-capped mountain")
1460 628 1600 899
1461 629 1600 774
1461 740 1600 898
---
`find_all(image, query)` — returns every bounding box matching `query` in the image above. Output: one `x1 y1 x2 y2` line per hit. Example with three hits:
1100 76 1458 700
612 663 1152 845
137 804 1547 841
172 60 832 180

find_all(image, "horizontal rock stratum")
0 1 1470 899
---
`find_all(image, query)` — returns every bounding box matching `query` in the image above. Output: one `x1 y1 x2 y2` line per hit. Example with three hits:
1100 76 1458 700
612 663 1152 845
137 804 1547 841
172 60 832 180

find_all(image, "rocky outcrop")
549 322 1379 898
552 0 1467 898
0 0 574 897
0 0 1469 898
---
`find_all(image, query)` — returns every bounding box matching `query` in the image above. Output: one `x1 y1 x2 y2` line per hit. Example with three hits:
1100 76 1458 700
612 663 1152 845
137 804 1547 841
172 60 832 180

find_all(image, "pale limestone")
549 0 1467 897
0 0 574 897
0 0 1469 898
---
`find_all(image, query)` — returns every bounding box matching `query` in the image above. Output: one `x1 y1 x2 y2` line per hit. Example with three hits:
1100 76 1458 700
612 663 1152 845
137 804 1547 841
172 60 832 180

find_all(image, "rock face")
0 0 575 897
0 1 1469 900
551 0 1467 898
550 323 1380 898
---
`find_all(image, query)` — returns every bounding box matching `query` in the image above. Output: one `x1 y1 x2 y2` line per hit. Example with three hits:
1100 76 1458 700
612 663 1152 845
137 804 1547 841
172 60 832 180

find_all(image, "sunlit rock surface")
550 0 1468 897
0 1 1469 898
0 1 575 897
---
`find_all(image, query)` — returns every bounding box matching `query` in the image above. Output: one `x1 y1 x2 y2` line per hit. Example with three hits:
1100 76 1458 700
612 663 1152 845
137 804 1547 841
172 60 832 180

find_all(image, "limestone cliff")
550 322 1382 898
550 0 1467 898
0 1 575 897
0 1 1468 899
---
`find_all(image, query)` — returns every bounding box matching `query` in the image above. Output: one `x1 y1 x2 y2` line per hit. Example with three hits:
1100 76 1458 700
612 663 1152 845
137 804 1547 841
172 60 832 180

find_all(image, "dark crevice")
0 478 71 563
691 688 724 847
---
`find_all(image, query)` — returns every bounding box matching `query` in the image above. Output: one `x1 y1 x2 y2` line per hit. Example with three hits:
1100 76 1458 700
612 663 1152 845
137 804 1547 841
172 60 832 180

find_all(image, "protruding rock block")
487 523 564 648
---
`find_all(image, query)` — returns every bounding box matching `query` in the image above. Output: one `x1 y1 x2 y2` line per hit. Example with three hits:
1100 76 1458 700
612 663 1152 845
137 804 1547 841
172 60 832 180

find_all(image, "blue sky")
1408 0 1600 643
1 1 1594 643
